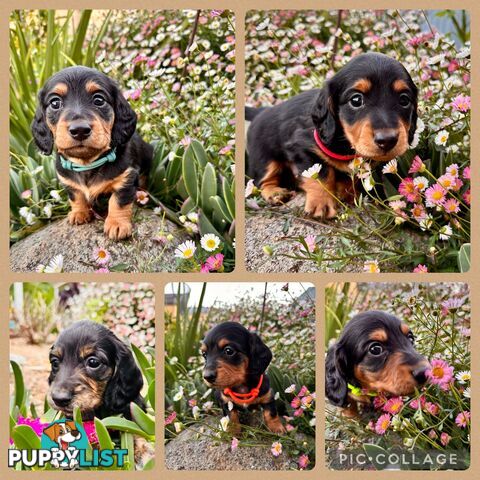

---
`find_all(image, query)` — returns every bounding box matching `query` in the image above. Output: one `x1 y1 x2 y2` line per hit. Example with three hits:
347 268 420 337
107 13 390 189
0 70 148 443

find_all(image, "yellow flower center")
98 251 106 259
206 239 216 248
432 366 445 378
381 419 389 430
183 249 193 258
432 191 443 200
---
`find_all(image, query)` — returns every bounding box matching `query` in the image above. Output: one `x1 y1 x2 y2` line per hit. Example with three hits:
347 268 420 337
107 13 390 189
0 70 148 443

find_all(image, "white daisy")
435 130 449 146
44 254 64 273
413 176 429 191
43 203 53 218
173 386 184 402
174 240 196 259
187 212 198 223
301 163 322 179
463 387 471 399
50 190 61 201
382 159 398 174
455 371 471 384
285 384 296 394
245 179 255 197
363 260 380 273
200 234 221 252
220 416 230 432
439 225 453 240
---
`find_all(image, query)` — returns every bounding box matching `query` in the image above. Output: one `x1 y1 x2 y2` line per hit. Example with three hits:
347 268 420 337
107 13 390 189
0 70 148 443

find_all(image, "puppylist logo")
9 419 128 469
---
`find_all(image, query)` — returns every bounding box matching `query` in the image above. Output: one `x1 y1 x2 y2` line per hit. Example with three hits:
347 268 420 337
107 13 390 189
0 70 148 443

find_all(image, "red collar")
223 375 264 405
314 129 357 161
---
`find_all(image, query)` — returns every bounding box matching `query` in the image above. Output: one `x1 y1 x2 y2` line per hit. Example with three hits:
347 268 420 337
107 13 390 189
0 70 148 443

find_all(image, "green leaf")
201 163 217 213
210 195 233 223
11 425 41 450
94 417 114 450
363 443 389 470
10 360 26 413
143 457 155 470
120 432 135 470
131 344 154 383
458 243 471 272
222 177 235 219
101 416 154 440
148 380 156 409
190 139 208 168
130 403 155 436
182 146 199 204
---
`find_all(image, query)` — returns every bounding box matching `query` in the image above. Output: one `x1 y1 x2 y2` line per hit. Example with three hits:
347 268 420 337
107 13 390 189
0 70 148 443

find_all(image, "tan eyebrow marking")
218 338 229 349
400 323 410 335
352 78 372 93
79 345 96 359
85 80 102 94
51 83 68 96
369 329 388 342
393 79 409 92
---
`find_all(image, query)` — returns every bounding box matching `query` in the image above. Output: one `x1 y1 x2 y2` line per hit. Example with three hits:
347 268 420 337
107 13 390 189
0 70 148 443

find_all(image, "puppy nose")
412 367 428 385
374 129 398 152
52 390 73 408
203 370 217 383
68 122 92 140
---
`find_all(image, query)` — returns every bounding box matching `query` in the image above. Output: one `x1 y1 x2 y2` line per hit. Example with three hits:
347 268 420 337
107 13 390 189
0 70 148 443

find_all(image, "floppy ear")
103 337 143 416
325 343 349 407
111 87 137 147
311 85 337 144
43 423 60 441
248 332 272 375
408 98 419 145
31 89 54 155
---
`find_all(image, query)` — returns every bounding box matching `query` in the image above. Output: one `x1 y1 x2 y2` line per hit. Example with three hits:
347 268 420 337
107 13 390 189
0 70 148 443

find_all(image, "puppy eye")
93 94 106 107
399 93 411 107
49 97 63 110
202 352 207 359
407 333 415 344
349 93 364 108
86 356 101 368
50 358 60 371
223 346 235 356
369 342 384 355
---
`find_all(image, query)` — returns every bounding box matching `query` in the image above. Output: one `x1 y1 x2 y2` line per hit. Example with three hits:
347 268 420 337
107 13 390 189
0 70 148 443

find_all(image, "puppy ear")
111 87 137 147
31 90 54 155
325 343 348 407
248 332 272 375
103 337 143 415
311 86 337 144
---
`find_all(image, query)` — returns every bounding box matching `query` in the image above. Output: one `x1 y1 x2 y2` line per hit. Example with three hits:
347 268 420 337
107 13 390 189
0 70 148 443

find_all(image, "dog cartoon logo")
41 420 88 469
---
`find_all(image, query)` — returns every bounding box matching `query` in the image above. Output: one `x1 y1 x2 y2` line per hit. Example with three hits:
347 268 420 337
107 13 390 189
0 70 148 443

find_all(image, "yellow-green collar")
348 383 378 397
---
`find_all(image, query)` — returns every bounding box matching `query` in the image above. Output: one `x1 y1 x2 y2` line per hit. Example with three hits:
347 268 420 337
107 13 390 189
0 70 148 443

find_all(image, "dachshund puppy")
32 66 153 240
202 322 285 434
325 311 429 417
246 52 418 218
48 321 145 420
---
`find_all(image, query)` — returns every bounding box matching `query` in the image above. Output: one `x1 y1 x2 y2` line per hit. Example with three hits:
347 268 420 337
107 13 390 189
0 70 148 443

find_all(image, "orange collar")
223 374 264 404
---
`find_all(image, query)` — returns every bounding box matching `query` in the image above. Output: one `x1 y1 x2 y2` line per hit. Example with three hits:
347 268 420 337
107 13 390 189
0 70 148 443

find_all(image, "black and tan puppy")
246 52 418 218
325 311 429 417
48 321 145 420
32 66 153 240
202 322 285 434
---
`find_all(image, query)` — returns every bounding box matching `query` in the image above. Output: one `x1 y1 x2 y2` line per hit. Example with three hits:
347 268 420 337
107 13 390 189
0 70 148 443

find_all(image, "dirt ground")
10 336 52 412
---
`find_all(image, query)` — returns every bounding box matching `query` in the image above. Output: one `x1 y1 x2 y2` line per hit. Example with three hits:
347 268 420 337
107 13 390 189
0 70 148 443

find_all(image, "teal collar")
60 149 116 172
348 383 378 397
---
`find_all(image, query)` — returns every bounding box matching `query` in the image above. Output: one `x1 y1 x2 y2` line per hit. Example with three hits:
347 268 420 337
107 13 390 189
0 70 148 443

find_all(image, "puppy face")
48 320 143 418
326 311 429 406
314 53 418 161
32 66 137 163
201 322 272 389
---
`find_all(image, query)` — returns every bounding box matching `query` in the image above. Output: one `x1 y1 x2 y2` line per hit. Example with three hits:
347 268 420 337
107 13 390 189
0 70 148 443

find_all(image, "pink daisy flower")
383 397 403 415
298 454 310 470
304 235 317 253
411 203 427 221
375 413 391 435
389 200 407 211
446 164 460 178
291 397 301 409
455 411 471 428
463 166 470 180
408 155 426 173
413 264 428 273
298 386 308 398
205 254 224 272
95 267 110 273
451 94 471 112
463 189 471 205
293 408 304 417
271 441 282 457
165 411 177 425
373 393 388 410
426 358 454 389
409 396 426 409
398 178 420 202
200 263 211 273
425 184 447 206
443 198 460 214
136 190 149 205
93 247 111 265
437 174 456 190
231 437 239 452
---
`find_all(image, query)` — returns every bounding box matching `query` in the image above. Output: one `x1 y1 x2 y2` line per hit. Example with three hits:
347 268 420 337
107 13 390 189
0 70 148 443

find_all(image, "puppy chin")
58 145 108 163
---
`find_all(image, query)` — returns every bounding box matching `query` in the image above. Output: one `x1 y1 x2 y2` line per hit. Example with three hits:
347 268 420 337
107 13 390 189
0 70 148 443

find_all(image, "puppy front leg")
221 401 242 436
301 166 338 219
67 187 92 225
262 400 286 434
104 170 137 240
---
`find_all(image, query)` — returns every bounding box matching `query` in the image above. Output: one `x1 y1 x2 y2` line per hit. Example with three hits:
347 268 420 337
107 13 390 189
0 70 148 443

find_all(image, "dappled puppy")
325 311 429 417
202 322 285 434
32 66 153 240
246 52 418 218
48 321 145 420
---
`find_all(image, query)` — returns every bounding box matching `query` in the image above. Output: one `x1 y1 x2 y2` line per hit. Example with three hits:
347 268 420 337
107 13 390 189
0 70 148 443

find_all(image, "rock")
165 415 298 470
10 209 187 272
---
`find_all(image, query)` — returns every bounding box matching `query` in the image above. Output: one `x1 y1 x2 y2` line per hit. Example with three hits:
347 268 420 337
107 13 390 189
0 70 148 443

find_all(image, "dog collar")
348 383 378 397
223 374 264 405
60 149 117 172
313 129 357 162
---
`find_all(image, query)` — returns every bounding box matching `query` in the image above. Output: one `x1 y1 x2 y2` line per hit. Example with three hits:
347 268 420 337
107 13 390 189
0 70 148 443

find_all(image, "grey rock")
165 415 298 471
10 209 187 273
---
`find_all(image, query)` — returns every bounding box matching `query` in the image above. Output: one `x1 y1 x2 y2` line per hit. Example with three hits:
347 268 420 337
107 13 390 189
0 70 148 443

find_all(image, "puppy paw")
304 195 338 219
229 422 242 436
267 422 286 435
262 187 295 205
104 217 132 240
68 209 92 225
